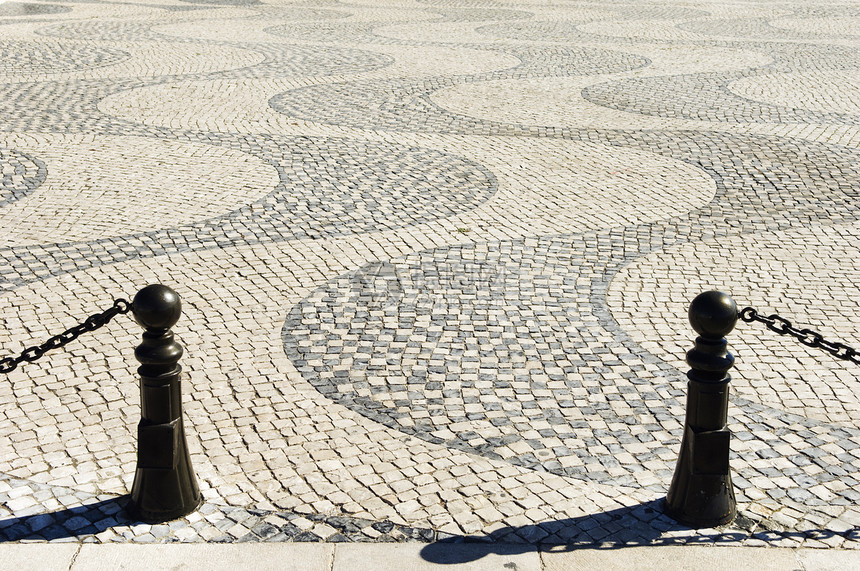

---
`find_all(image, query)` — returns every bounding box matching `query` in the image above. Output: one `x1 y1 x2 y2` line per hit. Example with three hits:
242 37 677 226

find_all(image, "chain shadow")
0 495 135 542
419 498 860 564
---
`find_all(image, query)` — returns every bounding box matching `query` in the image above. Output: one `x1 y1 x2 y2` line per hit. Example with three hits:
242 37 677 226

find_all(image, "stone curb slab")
2 544 860 570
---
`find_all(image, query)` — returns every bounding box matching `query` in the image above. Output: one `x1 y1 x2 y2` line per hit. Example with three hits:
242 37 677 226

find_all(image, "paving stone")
0 0 858 550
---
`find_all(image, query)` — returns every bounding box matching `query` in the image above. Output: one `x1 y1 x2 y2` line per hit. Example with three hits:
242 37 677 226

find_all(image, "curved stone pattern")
0 135 280 246
440 2 706 22
425 7 534 22
283 247 687 487
252 6 350 21
607 221 860 425
577 20 710 43
232 138 497 239
0 42 266 85
428 53 770 129
7 42 266 85
728 71 860 116
36 21 170 42
477 21 623 43
0 484 438 543
0 41 130 75
0 43 355 133
576 39 860 125
510 46 650 77
450 138 718 231
0 2 71 17
4 0 860 549
181 0 261 5
236 43 394 76
679 17 853 41
772 16 860 37
476 4 711 44
0 136 497 282
97 48 517 133
283 126 860 510
0 148 46 207
0 240 643 544
269 47 650 132
283 225 860 493
681 5 860 40
796 5 860 17
264 22 385 44
582 72 860 125
763 42 860 72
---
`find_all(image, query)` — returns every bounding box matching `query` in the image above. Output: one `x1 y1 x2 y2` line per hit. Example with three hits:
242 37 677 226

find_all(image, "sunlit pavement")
1 0 860 561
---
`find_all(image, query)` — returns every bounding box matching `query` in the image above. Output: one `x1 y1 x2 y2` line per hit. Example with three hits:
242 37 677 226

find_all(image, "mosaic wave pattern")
0 2 71 18
0 40 130 75
1 0 860 549
0 149 45 207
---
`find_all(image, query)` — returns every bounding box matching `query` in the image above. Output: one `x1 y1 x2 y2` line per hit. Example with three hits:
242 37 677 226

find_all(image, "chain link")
0 298 131 374
739 306 860 364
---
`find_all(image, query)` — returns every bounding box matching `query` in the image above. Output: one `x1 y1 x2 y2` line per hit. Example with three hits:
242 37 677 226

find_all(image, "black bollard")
128 284 201 523
665 290 738 528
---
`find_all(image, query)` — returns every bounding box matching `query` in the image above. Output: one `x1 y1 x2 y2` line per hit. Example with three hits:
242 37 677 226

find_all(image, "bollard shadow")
420 499 670 564
0 495 136 542
419 498 860 565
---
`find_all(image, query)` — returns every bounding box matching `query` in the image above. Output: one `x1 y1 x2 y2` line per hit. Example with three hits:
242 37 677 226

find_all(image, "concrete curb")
2 543 859 570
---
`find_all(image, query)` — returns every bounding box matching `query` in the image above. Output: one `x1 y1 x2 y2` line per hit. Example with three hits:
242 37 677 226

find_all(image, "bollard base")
128 500 202 524
128 419 201 523
128 465 202 523
664 476 737 528
666 425 737 528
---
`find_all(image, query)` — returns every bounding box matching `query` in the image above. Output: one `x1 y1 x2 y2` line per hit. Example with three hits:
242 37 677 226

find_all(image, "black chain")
739 307 860 365
0 298 131 374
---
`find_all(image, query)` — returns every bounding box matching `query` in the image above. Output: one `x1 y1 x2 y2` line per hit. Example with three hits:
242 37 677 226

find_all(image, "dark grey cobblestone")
3 476 856 547
269 47 651 133
0 41 130 75
0 2 71 17
0 134 497 289
0 148 46 207
581 69 860 126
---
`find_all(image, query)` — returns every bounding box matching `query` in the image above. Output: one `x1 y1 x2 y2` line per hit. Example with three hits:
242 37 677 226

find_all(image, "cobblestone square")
1 0 859 548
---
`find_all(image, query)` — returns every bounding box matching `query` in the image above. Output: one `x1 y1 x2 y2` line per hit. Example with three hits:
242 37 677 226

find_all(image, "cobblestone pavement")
1 0 859 549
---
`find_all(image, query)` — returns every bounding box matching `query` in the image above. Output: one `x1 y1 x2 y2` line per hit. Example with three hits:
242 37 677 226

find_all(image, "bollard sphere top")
132 284 181 331
688 290 738 339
